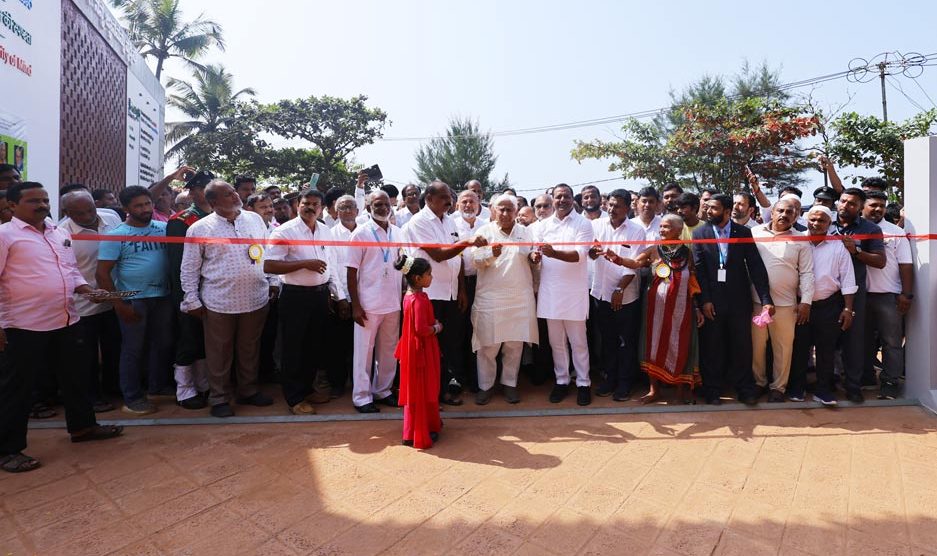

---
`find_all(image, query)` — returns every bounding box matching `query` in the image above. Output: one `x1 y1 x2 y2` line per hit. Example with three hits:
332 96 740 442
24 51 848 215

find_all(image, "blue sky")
155 0 937 195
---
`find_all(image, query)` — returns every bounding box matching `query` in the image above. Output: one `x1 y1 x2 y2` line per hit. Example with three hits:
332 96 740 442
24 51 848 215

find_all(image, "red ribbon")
69 233 936 248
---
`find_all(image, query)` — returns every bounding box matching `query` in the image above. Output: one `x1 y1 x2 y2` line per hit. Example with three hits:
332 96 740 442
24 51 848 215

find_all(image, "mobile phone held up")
360 164 383 183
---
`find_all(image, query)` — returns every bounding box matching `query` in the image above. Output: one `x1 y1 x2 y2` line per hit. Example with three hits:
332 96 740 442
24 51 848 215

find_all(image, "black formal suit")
692 221 773 401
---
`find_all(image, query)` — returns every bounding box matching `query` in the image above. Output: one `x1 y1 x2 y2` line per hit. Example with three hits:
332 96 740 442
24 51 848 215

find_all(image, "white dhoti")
477 341 524 390
175 359 209 401
352 311 400 407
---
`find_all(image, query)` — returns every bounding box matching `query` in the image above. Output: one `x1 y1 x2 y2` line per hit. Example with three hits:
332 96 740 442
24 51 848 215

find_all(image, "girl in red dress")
393 254 443 449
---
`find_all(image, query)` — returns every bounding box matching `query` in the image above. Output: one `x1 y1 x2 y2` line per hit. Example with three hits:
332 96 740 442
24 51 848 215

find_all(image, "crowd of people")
0 155 917 466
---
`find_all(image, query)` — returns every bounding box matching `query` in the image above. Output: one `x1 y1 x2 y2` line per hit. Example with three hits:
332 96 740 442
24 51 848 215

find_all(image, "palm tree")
111 0 225 80
165 64 255 157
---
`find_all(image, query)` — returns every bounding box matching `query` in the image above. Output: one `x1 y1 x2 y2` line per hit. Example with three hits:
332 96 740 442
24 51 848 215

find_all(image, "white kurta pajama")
345 221 403 407
532 211 595 386
471 222 539 390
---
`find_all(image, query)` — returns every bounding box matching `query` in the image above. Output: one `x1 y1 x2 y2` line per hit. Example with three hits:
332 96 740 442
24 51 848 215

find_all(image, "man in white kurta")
531 184 595 406
471 195 538 404
346 191 402 413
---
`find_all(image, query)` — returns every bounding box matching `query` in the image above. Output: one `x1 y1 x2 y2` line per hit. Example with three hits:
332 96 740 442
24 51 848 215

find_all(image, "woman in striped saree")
640 214 704 404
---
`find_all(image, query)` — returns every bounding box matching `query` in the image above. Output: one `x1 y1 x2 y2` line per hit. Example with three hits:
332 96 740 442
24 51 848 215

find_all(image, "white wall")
903 136 937 413
1 0 62 208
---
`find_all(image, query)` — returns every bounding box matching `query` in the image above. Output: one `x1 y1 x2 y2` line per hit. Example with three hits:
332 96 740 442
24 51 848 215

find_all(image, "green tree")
414 116 508 195
164 64 256 159
573 62 817 192
827 109 937 190
111 0 225 80
254 95 389 190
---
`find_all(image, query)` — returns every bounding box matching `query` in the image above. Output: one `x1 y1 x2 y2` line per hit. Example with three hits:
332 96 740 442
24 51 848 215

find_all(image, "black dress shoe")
549 384 569 403
577 386 592 406
355 403 380 414
178 396 207 410
376 394 398 407
705 395 723 406
846 391 865 404
595 383 614 397
740 395 758 406
236 392 274 406
430 432 439 442
210 403 234 418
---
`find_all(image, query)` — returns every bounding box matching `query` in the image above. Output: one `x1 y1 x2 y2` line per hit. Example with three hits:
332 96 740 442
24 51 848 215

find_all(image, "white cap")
807 204 834 220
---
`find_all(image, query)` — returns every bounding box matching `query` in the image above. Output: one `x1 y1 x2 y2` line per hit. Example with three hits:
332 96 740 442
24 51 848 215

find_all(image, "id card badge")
717 268 727 283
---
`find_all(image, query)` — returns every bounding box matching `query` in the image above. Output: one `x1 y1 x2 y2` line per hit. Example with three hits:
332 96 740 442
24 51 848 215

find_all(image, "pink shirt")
152 209 171 223
0 217 88 331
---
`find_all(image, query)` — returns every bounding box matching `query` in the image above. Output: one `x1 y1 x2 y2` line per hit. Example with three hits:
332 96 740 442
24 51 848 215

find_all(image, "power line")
886 75 928 112
379 67 857 143
909 75 937 110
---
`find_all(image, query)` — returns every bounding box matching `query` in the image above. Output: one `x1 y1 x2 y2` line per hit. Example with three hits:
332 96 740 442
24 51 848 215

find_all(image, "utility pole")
848 52 933 122
878 61 888 122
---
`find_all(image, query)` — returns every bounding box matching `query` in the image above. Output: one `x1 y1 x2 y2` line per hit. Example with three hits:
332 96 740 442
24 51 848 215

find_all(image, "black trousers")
1 326 97 455
698 309 757 399
840 288 868 394
259 300 279 381
431 299 466 396
278 285 330 407
530 318 553 385
73 310 122 400
461 276 478 392
325 304 354 394
792 294 845 396
789 322 810 396
175 311 205 366
593 297 640 396
587 295 603 377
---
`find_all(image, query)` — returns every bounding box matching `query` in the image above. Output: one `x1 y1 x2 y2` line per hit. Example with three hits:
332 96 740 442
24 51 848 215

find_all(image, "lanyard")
713 224 728 268
370 223 392 263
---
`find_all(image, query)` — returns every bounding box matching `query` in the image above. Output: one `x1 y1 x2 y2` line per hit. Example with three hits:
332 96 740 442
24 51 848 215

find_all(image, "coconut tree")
111 0 225 80
164 64 255 158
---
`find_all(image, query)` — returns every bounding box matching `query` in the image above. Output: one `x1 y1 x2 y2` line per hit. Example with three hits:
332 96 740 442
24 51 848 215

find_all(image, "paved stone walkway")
2 406 937 555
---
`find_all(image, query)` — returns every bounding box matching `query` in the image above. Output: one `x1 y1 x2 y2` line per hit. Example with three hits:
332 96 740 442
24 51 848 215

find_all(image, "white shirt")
478 205 491 220
330 222 357 298
590 217 645 305
266 216 346 300
64 212 122 317
867 219 912 294
403 207 462 301
811 239 858 301
630 214 662 241
181 211 275 314
395 206 418 228
533 210 594 320
346 221 403 315
455 215 488 277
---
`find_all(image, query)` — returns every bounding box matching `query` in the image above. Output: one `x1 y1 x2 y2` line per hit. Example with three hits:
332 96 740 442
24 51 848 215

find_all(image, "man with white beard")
346 190 402 412
455 190 488 391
